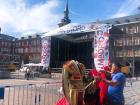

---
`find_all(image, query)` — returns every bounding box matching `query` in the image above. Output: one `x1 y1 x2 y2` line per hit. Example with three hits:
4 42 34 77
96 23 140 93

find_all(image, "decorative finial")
58 0 71 27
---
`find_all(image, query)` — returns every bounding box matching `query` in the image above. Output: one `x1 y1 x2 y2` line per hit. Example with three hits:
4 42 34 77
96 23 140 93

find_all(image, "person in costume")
99 66 111 105
84 68 100 105
56 60 96 105
84 65 111 105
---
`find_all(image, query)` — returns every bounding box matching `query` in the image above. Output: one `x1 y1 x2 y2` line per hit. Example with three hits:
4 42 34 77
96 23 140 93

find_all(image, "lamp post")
132 29 135 77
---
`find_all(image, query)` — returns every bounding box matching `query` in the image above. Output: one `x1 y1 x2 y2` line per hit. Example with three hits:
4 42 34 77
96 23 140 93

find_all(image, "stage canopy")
41 23 112 71
42 23 112 43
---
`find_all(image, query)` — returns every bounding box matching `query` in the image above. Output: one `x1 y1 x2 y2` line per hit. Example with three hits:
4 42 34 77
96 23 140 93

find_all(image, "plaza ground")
124 78 140 105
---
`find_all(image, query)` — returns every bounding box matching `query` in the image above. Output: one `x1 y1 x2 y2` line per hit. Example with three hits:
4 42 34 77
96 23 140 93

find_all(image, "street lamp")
132 29 135 77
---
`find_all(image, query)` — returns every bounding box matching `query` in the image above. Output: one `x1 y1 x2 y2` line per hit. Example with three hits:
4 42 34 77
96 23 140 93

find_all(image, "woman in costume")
99 66 111 105
84 66 111 105
84 68 100 105
56 60 96 105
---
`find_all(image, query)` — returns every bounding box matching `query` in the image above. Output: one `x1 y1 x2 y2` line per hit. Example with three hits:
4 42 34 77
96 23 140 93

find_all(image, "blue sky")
0 0 140 37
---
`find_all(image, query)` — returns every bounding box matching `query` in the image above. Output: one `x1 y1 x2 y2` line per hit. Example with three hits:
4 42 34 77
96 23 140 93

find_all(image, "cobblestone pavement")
124 78 140 105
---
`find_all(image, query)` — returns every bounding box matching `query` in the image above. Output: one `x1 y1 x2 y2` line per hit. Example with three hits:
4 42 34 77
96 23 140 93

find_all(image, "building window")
138 38 140 45
123 38 126 46
117 39 123 46
134 37 139 45
116 50 123 57
22 42 24 46
34 40 36 45
130 50 133 57
138 25 140 33
2 41 4 46
21 48 23 53
25 48 28 53
136 25 139 33
114 40 116 46
18 48 20 53
125 27 128 33
138 50 140 56
31 41 34 45
129 38 132 46
30 47 33 53
37 40 41 45
37 47 40 53
33 47 36 53
127 50 130 57
129 26 137 34
9 42 11 47
5 42 7 46
135 50 137 57
26 41 28 46
18 42 20 47
33 54 35 59
118 51 122 57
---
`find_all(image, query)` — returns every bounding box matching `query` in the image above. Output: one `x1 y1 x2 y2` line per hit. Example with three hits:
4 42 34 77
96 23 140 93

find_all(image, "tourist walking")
25 67 31 80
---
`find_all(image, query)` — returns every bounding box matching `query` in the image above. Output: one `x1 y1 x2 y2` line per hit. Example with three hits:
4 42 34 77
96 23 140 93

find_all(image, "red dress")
88 68 109 105
55 97 68 105
99 73 108 105
99 66 109 105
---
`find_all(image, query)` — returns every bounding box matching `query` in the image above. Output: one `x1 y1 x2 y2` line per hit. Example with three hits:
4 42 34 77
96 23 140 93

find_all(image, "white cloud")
112 0 140 18
0 0 63 37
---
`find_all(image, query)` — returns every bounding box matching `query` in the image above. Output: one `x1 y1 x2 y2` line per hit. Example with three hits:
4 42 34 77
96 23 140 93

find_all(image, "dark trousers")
84 89 100 105
105 98 124 105
26 73 30 80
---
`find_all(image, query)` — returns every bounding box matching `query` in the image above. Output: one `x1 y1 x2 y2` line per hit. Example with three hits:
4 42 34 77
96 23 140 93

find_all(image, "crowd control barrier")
0 82 63 105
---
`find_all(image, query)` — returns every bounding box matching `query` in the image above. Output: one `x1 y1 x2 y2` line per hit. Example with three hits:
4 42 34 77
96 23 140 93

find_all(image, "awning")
42 23 97 37
42 23 112 42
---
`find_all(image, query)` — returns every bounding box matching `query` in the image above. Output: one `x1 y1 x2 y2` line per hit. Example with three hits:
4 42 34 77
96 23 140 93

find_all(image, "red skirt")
55 97 68 105
56 91 84 105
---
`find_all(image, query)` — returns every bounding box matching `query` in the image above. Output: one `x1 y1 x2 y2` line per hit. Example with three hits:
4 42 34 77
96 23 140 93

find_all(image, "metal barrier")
0 82 63 105
38 82 63 105
0 84 37 105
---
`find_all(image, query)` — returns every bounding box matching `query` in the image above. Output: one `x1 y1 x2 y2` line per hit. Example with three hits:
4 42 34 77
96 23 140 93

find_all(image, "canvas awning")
42 23 96 36
42 23 100 42
42 23 112 43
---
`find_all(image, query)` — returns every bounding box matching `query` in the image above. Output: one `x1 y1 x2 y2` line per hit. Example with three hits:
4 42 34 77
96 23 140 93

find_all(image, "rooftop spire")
64 0 69 18
58 0 71 27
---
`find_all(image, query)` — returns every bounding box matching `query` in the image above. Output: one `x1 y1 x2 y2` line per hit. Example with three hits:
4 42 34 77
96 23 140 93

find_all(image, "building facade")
1 13 140 75
0 34 17 72
13 35 42 64
100 14 140 75
0 34 41 67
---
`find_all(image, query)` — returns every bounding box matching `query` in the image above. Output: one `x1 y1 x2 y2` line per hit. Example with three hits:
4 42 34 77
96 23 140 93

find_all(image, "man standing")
101 62 126 105
26 67 31 80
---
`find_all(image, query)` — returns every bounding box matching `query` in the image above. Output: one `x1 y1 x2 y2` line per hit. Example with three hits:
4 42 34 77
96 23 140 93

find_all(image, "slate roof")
0 34 15 41
98 14 140 25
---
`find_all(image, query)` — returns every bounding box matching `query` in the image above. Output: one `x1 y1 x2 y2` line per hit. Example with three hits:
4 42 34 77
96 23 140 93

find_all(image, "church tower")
58 0 71 27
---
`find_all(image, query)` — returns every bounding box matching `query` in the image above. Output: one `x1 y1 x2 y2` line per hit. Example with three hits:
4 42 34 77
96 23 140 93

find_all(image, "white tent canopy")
24 63 44 67
42 23 101 38
41 23 112 68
